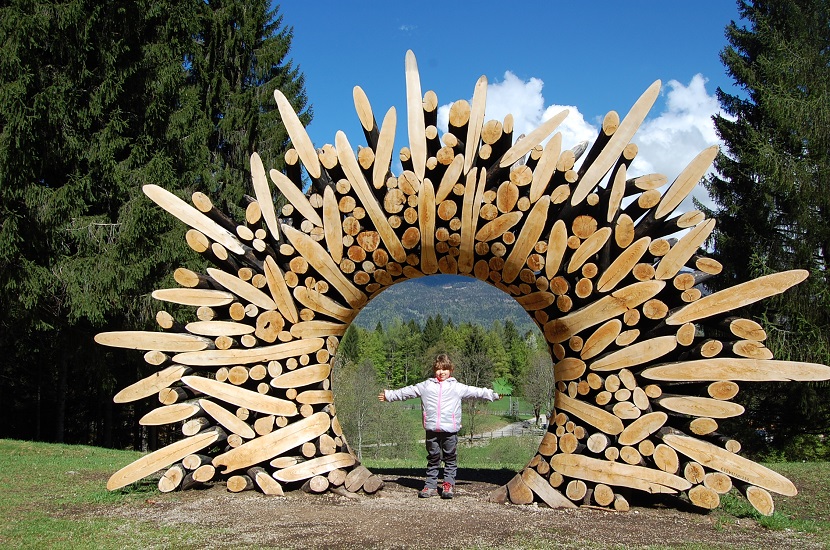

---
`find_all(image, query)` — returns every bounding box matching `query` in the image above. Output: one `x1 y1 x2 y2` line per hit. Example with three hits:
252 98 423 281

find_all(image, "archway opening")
330 273 550 490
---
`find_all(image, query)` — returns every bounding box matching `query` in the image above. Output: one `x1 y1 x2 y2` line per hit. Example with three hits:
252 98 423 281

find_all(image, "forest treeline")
0 1 828 461
0 0 309 449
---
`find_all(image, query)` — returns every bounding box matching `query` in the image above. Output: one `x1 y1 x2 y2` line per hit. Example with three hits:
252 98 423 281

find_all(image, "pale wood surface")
213 412 330 474
173 337 324 367
107 429 219 490
139 403 201 426
274 452 356 483
642 358 830 382
95 331 212 352
143 184 244 254
571 81 661 205
250 152 281 241
666 270 808 325
274 90 320 179
199 399 256 439
114 365 190 404
662 434 797 496
551 453 691 494
182 375 298 417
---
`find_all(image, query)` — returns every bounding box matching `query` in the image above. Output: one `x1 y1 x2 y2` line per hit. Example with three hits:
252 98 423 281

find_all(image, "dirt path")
98 469 823 549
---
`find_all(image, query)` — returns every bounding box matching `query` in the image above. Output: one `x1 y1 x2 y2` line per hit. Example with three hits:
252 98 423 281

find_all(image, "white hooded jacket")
383 377 498 433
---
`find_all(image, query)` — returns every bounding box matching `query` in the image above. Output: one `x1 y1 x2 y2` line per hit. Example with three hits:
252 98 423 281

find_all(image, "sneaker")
441 481 454 499
418 487 438 498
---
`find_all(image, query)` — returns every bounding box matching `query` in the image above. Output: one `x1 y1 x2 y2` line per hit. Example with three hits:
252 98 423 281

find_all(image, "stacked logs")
98 50 829 514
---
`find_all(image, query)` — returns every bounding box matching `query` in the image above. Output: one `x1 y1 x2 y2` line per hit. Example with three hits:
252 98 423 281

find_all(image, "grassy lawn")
1 439 828 548
0 440 212 549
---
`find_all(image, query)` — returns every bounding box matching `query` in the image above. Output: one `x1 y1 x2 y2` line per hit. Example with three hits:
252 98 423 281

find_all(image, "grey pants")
424 430 458 488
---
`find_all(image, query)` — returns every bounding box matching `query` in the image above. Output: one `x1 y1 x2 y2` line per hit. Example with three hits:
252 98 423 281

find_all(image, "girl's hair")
433 353 454 371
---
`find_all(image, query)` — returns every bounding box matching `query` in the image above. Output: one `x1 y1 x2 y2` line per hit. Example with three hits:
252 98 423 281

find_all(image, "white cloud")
437 71 728 214
630 74 726 212
437 71 597 153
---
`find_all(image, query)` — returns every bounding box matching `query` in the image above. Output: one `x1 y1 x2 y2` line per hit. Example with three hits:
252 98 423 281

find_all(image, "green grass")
0 440 218 549
2 439 829 549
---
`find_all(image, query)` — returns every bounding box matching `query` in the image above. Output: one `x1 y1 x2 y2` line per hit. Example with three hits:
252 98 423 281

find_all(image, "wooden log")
458 168 486 274
345 465 373 492
661 433 796 496
506 473 534 505
555 392 623 435
140 403 201 426
264 256 299 325
213 412 330 474
642 358 830 382
550 453 690 493
565 479 587 502
192 463 216 483
271 363 331 389
174 337 323 367
544 280 665 344
554 358 586 382
249 152 281 242
274 90 320 179
654 145 719 220
654 219 715 280
363 475 385 494
683 461 706 484
530 133 561 202
228 474 255 493
336 132 406 264
665 270 808 325
741 484 775 516
688 484 720 510
182 416 212 436
274 452 356 483
593 483 615 507
500 109 569 169
113 365 191 404
143 184 245 255
590 335 676 372
158 463 186 493
572 81 660 205
107 429 220 490
327 468 348 487
545 220 568 279
96 331 212 352
704 472 732 494
182 376 297 417
244 466 283 496
463 75 487 174
567 227 611 274
652 444 680 473
404 51 426 181
618 412 668 446
580 320 622 360
199 399 256 439
656 395 744 419
283 224 368 308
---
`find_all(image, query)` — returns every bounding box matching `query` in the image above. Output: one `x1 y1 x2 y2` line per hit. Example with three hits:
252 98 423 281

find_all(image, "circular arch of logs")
98 50 830 514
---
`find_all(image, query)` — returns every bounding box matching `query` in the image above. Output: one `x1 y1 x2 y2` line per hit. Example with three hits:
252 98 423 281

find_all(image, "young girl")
378 353 500 499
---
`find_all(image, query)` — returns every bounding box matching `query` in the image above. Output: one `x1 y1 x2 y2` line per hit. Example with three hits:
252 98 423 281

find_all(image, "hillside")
351 274 539 335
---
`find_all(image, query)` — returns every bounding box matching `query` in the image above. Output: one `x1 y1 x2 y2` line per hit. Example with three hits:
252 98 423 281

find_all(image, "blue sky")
277 1 743 209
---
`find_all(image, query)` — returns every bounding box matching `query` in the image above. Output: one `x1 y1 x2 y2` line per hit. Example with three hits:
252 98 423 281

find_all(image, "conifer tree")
703 0 830 454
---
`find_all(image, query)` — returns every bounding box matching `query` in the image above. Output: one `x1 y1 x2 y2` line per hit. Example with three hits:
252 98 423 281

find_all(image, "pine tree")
0 0 310 445
703 0 830 455
183 0 310 215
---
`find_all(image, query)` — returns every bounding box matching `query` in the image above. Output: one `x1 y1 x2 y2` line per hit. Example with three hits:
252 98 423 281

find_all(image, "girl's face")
434 366 452 382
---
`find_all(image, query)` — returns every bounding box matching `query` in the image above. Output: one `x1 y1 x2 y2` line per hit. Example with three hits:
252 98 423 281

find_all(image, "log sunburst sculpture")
98 50 830 514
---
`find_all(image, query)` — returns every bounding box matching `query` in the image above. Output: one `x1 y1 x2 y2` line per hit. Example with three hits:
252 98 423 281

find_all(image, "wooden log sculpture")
98 50 830 515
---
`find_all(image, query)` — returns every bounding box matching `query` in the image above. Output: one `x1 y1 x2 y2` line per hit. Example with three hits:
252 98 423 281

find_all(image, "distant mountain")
352 274 539 335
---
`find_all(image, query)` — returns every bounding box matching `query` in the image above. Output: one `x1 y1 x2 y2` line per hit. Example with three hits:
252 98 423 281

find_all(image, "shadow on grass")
367 466 517 490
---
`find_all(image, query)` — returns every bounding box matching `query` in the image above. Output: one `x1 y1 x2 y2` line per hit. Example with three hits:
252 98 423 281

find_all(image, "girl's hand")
378 391 387 402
